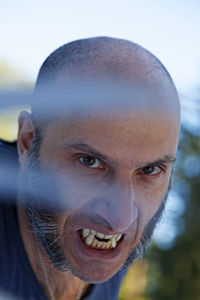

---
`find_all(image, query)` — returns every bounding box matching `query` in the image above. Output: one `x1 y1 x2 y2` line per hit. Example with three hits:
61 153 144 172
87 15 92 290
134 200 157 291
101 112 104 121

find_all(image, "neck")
17 202 88 300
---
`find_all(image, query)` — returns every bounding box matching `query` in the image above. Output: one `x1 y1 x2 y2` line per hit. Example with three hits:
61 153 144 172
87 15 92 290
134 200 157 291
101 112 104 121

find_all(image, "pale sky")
1 0 200 95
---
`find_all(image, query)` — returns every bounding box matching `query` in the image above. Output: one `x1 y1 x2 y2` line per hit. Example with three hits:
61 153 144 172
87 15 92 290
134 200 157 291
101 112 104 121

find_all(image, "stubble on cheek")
121 191 168 270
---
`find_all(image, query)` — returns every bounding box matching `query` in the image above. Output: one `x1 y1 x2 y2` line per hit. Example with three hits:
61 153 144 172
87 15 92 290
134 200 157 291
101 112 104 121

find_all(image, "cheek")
134 179 170 231
57 169 111 211
56 214 71 238
58 178 96 211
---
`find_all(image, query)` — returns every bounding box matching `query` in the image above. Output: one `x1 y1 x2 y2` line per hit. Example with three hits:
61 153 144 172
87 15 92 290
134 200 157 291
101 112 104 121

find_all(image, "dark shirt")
0 140 126 300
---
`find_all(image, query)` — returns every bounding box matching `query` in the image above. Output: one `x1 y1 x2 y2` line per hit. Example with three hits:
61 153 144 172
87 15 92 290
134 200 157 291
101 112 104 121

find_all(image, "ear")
17 111 35 170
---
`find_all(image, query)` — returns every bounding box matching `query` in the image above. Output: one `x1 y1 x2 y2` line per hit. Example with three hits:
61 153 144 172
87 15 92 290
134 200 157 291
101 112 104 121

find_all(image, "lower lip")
74 231 125 262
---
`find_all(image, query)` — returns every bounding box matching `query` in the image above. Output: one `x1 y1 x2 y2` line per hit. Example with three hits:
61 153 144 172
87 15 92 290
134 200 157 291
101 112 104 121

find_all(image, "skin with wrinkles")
17 37 180 300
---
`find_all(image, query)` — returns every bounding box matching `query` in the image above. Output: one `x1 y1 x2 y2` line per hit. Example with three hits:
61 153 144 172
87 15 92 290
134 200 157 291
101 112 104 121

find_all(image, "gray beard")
20 138 169 281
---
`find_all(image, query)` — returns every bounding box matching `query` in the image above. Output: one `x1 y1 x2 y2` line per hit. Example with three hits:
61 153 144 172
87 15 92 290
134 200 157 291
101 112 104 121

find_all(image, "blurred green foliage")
119 260 149 300
145 123 200 300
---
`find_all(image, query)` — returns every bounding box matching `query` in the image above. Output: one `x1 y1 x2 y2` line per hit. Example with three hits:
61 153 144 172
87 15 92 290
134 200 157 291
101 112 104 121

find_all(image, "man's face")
19 95 179 283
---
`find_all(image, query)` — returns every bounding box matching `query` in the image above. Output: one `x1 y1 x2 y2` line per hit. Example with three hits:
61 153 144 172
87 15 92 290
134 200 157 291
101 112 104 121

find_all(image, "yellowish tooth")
91 230 96 235
97 241 103 248
104 234 113 239
106 241 111 249
82 229 90 238
116 234 122 241
85 234 94 246
96 232 104 239
111 238 116 248
92 238 98 247
101 243 107 249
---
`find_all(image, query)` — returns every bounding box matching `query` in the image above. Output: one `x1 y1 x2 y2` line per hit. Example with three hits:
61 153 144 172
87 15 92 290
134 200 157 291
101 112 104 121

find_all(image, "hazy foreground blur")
0 63 200 300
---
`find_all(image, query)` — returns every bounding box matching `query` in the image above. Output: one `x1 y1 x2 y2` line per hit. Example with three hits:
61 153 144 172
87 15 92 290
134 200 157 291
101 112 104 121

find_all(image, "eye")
140 164 164 176
79 155 104 170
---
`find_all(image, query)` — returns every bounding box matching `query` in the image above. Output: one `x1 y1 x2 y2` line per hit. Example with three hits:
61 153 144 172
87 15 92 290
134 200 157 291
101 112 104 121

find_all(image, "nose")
93 179 138 232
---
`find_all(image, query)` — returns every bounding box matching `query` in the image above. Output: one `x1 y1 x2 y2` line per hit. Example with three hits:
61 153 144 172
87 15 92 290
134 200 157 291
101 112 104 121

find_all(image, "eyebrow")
61 142 114 163
61 141 176 167
142 155 176 167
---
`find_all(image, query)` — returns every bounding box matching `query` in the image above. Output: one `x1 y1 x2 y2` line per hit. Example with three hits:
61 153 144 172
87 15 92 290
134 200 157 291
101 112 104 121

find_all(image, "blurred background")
0 1 200 299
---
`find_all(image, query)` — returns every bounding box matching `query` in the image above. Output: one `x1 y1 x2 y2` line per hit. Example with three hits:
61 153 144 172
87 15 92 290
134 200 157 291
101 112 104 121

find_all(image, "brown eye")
79 155 104 169
141 165 162 175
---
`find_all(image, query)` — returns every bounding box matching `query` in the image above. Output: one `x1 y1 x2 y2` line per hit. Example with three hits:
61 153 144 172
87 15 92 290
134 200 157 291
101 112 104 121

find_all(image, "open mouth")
79 229 123 250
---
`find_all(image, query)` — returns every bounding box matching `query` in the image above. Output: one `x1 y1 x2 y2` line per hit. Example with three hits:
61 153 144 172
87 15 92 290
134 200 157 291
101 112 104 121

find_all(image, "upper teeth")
82 229 122 249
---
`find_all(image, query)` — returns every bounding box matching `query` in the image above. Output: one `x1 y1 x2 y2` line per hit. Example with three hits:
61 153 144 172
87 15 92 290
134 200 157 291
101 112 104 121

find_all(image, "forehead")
42 100 180 167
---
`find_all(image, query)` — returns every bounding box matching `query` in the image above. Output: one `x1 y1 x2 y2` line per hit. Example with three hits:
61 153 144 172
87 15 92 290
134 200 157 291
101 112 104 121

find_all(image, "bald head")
35 36 175 90
32 36 180 131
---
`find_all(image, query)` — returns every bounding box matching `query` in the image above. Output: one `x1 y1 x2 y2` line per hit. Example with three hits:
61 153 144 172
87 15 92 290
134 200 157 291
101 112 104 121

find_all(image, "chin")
69 261 123 284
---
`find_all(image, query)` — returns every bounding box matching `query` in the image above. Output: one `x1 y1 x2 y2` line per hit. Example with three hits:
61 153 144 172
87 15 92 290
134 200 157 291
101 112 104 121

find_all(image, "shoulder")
0 140 18 158
90 269 127 300
0 140 18 201
0 139 18 168
106 268 127 291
